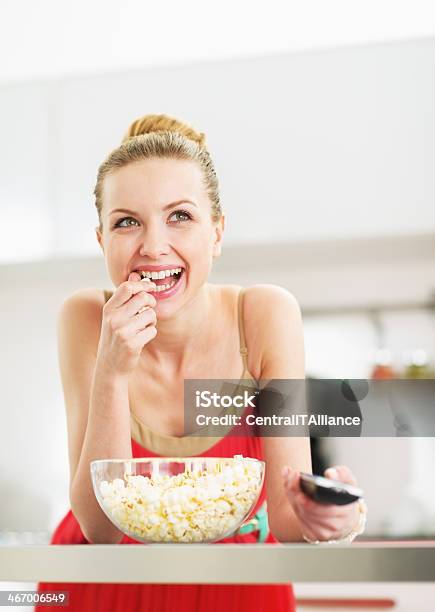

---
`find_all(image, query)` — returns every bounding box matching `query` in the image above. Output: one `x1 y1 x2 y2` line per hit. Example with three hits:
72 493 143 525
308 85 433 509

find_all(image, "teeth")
152 279 177 292
138 268 182 279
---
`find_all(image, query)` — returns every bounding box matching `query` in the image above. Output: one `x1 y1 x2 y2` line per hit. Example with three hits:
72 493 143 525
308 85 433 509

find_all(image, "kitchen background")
1 1 435 608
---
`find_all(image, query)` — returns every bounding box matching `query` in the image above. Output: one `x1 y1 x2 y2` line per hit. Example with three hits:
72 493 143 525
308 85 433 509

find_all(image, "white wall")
0 83 54 260
3 0 435 82
1 37 435 261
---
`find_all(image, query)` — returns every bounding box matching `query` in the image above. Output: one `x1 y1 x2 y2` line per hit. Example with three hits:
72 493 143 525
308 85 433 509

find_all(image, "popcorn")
98 456 263 543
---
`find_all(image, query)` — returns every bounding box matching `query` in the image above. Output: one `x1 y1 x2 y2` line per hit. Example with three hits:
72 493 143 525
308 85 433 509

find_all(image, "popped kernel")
98 456 263 542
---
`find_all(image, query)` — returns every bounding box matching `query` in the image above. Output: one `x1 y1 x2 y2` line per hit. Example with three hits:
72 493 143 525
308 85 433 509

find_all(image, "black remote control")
299 472 363 505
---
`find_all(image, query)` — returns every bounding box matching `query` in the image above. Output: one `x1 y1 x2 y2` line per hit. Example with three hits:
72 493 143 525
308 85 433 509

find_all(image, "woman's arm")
244 285 364 543
244 284 311 542
59 291 131 544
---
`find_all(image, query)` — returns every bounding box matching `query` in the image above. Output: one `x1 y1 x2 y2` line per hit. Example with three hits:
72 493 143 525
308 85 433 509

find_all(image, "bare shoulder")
58 288 106 357
59 288 105 321
211 282 300 316
244 284 301 313
242 284 304 379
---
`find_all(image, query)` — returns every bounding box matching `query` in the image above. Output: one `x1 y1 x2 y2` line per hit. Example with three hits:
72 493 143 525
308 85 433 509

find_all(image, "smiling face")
96 158 224 318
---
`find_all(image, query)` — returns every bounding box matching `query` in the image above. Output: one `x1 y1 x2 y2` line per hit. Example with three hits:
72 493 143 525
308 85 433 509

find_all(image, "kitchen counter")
1 541 435 584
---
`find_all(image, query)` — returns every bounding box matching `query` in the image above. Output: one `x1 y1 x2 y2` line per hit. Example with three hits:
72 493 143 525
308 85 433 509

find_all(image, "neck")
141 284 215 371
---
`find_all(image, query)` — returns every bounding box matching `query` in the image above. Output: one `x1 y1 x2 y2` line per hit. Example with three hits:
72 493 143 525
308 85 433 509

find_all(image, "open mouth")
135 267 184 293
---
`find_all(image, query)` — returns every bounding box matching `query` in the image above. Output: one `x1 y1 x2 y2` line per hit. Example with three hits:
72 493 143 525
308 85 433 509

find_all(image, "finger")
282 468 346 517
124 308 157 334
128 271 142 282
287 498 341 536
131 324 158 347
283 480 300 507
137 305 150 314
324 465 357 486
284 474 310 512
296 494 349 519
123 291 157 318
299 515 341 534
295 491 336 513
296 511 345 539
297 518 319 542
282 466 301 495
109 280 157 309
120 284 157 313
301 524 336 542
135 309 157 333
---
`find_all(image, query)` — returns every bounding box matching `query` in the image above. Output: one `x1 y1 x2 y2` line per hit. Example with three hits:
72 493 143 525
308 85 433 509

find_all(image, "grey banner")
183 379 435 437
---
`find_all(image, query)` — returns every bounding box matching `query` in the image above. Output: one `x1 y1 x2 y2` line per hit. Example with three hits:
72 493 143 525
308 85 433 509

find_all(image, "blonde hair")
94 113 221 229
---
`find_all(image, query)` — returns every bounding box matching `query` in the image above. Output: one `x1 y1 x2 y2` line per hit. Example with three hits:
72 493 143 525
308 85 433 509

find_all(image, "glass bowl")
90 455 265 543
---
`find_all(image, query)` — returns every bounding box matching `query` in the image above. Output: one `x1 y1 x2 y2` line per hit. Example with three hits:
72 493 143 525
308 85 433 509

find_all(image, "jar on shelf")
370 349 396 380
403 349 431 379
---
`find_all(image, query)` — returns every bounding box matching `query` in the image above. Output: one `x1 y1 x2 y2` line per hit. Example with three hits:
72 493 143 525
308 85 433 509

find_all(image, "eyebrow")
109 199 198 216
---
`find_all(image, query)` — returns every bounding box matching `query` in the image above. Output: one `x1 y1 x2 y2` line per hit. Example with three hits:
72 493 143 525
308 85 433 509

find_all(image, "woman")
37 114 366 611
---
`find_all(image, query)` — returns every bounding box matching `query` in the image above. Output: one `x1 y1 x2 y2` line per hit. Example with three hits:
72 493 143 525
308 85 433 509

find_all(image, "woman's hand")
96 272 158 376
282 465 361 542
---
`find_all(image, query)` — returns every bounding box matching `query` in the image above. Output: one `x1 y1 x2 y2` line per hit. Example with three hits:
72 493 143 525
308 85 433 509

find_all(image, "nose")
139 222 170 259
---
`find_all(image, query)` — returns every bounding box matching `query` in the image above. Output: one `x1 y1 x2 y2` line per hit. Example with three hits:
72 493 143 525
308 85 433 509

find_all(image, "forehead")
103 158 206 212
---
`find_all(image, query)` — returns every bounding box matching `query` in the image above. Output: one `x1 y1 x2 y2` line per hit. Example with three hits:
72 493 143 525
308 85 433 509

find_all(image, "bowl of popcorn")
90 455 265 543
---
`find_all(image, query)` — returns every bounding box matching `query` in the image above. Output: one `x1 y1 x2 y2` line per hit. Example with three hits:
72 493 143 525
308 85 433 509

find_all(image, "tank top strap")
237 288 249 372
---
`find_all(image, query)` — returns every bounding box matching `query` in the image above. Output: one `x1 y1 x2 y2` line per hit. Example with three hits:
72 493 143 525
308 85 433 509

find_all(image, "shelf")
1 542 435 584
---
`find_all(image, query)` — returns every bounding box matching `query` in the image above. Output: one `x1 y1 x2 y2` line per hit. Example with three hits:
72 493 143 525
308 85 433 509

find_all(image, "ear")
95 226 104 254
212 214 225 258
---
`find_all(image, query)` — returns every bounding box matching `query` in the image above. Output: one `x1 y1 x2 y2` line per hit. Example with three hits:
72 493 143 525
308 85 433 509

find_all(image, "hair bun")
123 113 206 146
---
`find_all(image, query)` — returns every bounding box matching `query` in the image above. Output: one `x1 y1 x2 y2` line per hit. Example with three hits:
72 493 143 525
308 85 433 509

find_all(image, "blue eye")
113 217 139 228
169 210 192 223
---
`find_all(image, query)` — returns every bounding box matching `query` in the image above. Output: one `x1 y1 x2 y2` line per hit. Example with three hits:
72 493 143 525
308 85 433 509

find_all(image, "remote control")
299 472 363 505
